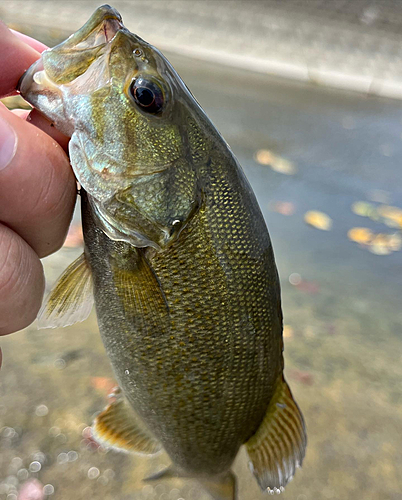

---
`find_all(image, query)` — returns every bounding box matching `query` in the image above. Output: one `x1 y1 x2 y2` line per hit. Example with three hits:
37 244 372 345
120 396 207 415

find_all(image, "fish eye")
129 77 164 114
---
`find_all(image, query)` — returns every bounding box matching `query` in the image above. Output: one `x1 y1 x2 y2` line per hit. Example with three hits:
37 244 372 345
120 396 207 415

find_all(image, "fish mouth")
101 16 123 43
73 5 124 50
18 5 125 136
17 5 124 85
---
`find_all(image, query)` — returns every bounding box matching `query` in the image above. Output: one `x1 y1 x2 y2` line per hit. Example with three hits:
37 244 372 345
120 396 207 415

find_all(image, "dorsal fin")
38 252 93 329
245 376 307 493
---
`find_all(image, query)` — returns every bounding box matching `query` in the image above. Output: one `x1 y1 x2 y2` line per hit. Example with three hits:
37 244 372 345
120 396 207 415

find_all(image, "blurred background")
0 1 402 500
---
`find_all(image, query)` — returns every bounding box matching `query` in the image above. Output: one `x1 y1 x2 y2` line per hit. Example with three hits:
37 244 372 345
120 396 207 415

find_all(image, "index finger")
10 29 48 53
1 25 70 150
0 21 42 97
0 22 76 257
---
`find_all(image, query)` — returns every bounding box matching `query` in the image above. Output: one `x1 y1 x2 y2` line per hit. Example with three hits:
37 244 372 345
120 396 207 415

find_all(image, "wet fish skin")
19 5 306 497
80 146 281 475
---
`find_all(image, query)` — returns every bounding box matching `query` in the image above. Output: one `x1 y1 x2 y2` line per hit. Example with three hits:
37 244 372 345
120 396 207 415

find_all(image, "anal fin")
245 377 307 493
92 396 162 455
38 252 93 329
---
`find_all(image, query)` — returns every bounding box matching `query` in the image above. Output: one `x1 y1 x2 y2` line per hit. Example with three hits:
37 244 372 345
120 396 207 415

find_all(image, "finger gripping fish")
19 5 307 499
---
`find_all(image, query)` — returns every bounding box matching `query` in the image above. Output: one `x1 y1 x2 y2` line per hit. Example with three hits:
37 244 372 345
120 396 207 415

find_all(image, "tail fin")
145 467 237 500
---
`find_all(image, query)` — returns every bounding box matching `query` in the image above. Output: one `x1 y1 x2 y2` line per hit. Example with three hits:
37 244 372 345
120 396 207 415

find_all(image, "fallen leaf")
351 201 402 229
254 149 275 165
383 218 400 228
368 244 392 255
347 227 373 245
254 149 296 175
270 201 295 216
377 205 402 228
304 210 332 230
348 227 401 255
270 157 296 175
370 235 392 254
387 233 402 251
351 201 378 219
371 234 390 246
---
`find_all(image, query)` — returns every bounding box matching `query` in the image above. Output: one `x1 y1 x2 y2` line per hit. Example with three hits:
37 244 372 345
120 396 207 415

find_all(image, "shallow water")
1 25 402 500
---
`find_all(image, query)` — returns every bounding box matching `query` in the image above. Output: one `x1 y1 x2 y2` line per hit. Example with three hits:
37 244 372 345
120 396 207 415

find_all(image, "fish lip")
18 58 45 97
72 13 124 50
73 4 124 49
80 16 124 48
18 5 124 97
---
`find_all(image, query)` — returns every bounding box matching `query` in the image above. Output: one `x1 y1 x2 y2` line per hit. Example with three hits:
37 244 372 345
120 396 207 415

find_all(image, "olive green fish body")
19 5 306 496
82 141 282 473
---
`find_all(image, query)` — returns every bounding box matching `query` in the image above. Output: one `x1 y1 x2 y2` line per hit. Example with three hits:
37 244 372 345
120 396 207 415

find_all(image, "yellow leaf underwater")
347 227 401 255
254 149 297 175
376 205 402 228
347 227 373 245
304 211 332 231
368 244 392 255
351 201 379 219
387 233 402 251
351 201 402 229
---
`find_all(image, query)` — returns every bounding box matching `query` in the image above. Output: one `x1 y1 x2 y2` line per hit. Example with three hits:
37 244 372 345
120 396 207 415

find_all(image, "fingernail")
0 115 17 171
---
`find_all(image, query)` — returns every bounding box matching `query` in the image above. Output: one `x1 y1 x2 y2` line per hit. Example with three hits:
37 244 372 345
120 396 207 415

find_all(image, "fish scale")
93 155 280 473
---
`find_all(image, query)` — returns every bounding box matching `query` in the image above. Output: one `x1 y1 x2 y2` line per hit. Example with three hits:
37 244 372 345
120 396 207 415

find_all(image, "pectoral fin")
92 396 162 455
110 248 170 338
37 252 93 329
245 377 307 493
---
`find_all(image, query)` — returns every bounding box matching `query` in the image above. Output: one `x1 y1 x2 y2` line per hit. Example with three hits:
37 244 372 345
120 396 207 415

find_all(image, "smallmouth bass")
19 5 306 499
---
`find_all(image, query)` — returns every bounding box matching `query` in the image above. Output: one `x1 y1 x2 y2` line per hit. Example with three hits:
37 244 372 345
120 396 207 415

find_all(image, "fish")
18 5 307 499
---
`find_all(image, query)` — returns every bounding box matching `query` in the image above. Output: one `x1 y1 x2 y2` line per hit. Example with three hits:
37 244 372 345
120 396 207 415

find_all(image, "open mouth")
17 4 126 108
18 5 124 93
102 17 123 43
74 17 124 50
70 5 124 50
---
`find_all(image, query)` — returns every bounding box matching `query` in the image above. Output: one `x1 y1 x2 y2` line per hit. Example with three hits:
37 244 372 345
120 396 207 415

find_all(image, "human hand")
0 22 76 365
